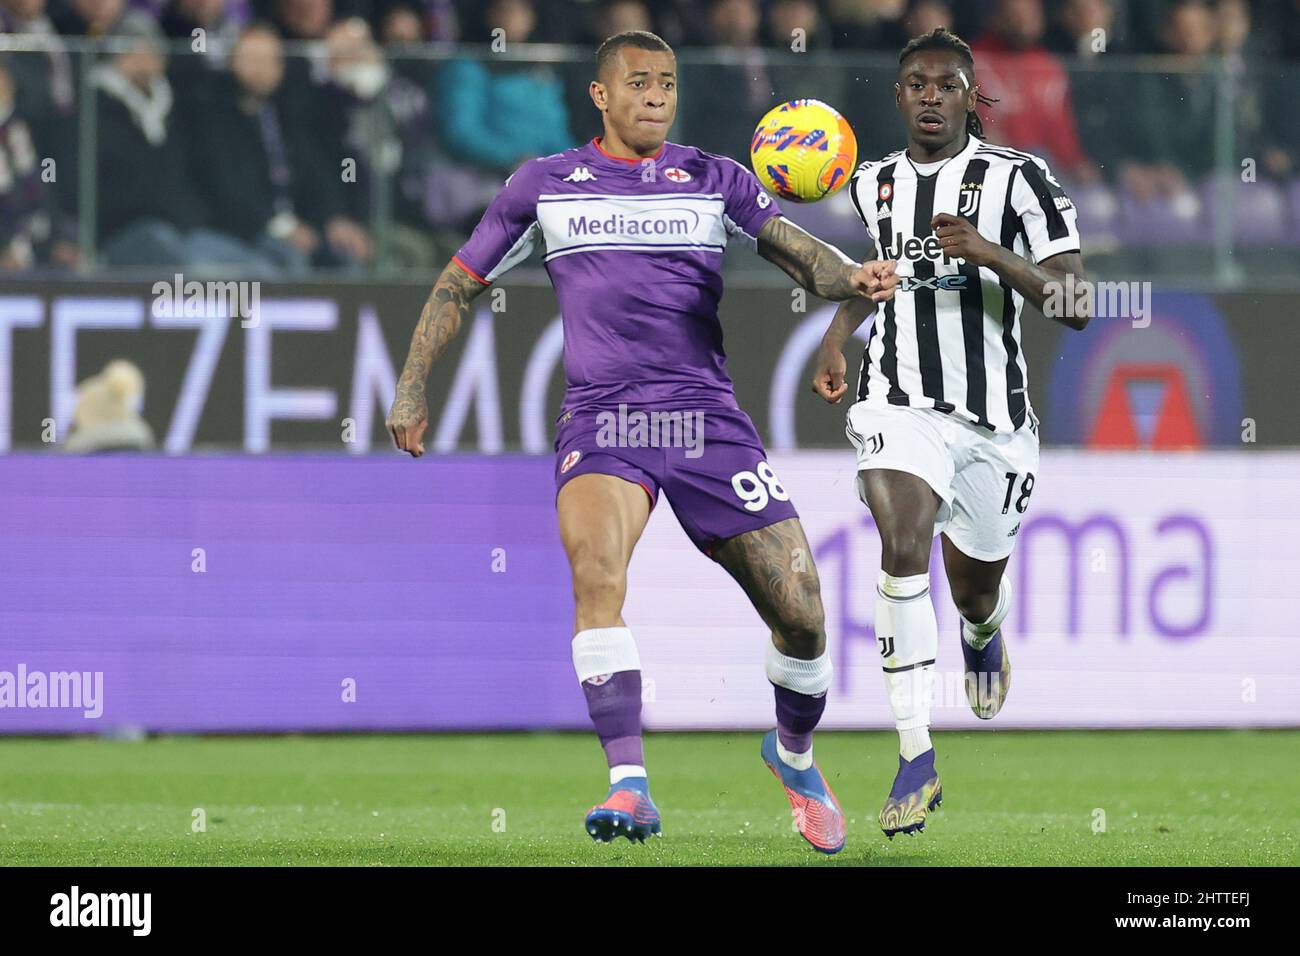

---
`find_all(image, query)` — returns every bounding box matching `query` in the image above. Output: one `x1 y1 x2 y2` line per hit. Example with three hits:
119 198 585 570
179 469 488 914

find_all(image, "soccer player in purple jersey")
388 30 898 854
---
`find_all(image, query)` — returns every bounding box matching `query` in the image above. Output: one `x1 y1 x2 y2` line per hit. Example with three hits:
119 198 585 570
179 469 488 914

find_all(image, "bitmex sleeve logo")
50 887 151 936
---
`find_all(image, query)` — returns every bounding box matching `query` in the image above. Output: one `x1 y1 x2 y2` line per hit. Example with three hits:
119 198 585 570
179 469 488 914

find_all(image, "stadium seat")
1067 181 1121 248
1115 184 1204 246
1200 175 1288 246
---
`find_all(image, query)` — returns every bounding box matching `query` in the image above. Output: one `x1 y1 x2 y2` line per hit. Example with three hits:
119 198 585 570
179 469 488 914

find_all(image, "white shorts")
845 403 1040 562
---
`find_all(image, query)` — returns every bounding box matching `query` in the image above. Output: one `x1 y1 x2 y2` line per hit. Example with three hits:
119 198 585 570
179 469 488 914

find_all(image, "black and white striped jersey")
847 134 1081 434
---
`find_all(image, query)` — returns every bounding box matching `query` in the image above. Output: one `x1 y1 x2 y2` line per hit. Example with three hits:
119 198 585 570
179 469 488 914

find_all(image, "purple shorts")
554 404 799 557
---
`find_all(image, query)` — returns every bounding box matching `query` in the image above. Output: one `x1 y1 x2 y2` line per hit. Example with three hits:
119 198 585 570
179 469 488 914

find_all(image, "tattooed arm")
386 260 488 457
757 216 899 303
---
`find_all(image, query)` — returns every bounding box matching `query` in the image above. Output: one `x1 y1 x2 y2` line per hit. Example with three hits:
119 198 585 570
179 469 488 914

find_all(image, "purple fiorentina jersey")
453 138 782 413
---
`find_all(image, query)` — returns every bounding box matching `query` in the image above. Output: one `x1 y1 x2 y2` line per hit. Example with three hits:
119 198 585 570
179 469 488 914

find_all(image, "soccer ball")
750 99 858 203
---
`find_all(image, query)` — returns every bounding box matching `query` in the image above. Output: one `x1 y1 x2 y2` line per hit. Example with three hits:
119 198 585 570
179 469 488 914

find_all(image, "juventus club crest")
957 180 983 218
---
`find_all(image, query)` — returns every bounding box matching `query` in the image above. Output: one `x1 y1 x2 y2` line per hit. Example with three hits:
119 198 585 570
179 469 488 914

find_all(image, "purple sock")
772 682 826 754
581 670 644 770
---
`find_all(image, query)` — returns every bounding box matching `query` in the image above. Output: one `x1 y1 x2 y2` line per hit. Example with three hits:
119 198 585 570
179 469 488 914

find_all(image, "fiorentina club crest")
663 167 692 183
561 450 582 474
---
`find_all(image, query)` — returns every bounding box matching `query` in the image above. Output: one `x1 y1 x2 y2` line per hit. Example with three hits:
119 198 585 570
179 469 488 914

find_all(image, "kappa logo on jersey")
561 450 582 473
663 167 692 183
563 166 598 183
958 180 983 217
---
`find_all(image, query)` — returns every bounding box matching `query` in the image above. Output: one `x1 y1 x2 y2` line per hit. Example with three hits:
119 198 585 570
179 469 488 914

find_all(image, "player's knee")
877 527 932 576
773 594 827 657
569 549 627 611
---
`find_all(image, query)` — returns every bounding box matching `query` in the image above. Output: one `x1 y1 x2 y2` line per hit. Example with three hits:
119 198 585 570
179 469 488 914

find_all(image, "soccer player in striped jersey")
387 31 899 853
811 27 1090 837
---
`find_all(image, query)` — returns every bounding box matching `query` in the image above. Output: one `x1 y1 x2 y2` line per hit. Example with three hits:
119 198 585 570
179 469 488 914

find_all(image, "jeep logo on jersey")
881 232 960 264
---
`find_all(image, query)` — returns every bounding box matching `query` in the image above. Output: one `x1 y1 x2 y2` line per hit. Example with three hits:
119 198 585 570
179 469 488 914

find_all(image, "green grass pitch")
1 731 1296 866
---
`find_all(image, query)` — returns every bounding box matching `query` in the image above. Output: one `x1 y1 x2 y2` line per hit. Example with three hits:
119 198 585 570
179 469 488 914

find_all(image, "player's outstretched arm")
811 296 875 404
757 216 899 303
931 212 1090 331
386 260 489 457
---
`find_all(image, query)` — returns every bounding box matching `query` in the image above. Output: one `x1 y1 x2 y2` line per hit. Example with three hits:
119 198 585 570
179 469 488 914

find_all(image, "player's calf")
573 626 659 843
956 576 1013 719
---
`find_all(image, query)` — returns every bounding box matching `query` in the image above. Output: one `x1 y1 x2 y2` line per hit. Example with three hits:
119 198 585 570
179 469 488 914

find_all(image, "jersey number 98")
731 461 790 512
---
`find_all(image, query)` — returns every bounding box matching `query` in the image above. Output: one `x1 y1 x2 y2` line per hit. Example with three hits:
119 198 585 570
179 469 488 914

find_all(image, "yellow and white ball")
750 99 858 203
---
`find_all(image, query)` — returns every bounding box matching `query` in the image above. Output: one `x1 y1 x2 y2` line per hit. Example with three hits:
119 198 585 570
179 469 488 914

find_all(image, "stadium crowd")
0 0 1297 272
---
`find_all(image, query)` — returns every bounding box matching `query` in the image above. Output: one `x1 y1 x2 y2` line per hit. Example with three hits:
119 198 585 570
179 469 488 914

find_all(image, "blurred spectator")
1121 0 1218 198
1045 0 1126 55
1271 0 1300 59
436 0 572 171
185 24 318 272
1218 0 1295 178
0 0 79 214
0 56 79 270
164 0 246 174
92 12 264 266
681 0 771 159
269 0 333 38
52 0 125 34
1045 0 1132 178
764 0 830 50
63 360 155 453
314 16 390 265
972 0 1099 182
266 0 380 268
589 0 651 40
372 6 449 267
1 0 76 117
827 0 906 48
901 0 952 40
160 0 245 63
377 0 421 42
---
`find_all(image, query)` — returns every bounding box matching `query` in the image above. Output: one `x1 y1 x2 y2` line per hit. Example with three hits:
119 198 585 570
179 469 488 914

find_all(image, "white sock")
876 571 938 761
610 764 647 784
776 739 813 771
961 576 1012 651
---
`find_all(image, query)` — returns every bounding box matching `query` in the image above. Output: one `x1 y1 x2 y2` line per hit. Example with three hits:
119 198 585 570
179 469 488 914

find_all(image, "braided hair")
898 27 998 138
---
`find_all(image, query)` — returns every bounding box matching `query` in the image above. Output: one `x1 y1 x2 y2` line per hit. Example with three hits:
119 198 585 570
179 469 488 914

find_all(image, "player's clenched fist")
811 339 850 405
932 213 999 266
386 387 429 458
849 259 900 302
